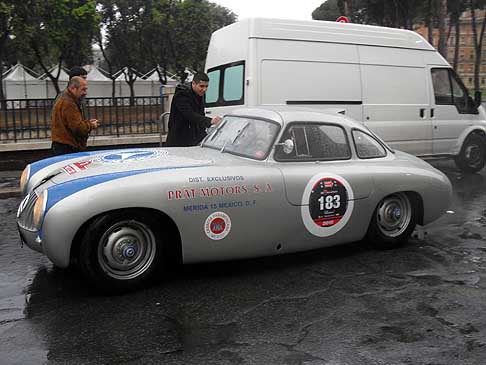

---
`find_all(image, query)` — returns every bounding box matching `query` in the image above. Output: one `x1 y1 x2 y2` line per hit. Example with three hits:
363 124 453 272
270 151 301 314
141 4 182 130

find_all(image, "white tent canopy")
143 69 178 84
87 65 111 81
40 65 70 81
2 63 178 100
115 67 144 81
4 63 38 81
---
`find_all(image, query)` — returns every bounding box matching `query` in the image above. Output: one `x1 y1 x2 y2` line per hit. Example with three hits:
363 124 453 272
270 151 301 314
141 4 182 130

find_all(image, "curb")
0 188 21 199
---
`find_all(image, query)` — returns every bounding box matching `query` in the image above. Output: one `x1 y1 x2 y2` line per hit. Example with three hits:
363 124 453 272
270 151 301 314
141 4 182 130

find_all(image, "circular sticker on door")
301 173 354 237
204 212 232 240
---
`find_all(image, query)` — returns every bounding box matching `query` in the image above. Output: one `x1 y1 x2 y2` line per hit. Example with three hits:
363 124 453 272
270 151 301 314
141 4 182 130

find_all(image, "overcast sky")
212 0 326 21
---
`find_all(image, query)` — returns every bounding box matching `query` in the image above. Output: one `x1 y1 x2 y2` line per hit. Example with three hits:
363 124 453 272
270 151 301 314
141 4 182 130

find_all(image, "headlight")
33 190 48 230
20 165 31 194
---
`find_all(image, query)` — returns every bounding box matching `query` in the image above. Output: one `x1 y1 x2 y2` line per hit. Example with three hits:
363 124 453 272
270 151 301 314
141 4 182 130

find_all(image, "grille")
17 192 39 231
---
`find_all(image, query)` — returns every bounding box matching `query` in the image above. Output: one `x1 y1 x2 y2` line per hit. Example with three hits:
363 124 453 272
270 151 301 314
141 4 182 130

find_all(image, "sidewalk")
0 170 21 199
0 134 166 199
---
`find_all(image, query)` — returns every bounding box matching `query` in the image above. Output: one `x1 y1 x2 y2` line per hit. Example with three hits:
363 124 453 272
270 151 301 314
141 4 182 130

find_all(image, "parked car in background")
17 108 452 293
205 18 486 173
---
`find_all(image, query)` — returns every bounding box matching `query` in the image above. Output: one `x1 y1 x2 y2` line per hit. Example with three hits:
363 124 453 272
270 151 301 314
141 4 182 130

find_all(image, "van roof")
218 18 434 51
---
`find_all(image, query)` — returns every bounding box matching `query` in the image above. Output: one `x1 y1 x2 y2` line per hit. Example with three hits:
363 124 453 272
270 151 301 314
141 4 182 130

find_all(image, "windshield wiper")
221 122 249 154
33 170 63 190
231 122 249 145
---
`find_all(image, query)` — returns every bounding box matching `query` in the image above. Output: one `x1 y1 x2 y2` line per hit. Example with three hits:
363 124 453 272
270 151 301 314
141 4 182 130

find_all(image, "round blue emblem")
102 150 156 162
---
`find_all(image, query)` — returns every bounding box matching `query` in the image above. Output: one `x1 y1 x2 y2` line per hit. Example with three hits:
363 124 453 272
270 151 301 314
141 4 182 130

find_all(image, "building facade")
415 10 486 92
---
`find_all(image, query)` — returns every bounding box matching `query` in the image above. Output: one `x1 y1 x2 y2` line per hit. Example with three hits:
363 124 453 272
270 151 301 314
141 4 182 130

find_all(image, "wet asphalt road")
1 161 486 364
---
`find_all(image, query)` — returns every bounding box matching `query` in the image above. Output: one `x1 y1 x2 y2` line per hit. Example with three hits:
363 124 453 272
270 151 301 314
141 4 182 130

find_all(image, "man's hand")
90 119 100 129
211 116 222 125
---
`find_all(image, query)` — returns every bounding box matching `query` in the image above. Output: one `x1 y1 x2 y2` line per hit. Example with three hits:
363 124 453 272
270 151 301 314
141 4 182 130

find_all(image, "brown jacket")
51 89 92 150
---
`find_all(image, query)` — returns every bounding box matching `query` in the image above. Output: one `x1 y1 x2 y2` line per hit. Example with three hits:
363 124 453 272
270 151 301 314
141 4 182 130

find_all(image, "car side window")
431 68 477 114
275 123 351 161
352 130 387 159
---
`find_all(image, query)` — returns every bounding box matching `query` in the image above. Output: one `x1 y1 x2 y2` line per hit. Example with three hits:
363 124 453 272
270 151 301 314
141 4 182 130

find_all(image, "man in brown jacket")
51 76 99 156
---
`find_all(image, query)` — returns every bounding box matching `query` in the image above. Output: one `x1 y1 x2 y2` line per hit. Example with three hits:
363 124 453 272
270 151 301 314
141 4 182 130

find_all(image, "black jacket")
166 84 212 147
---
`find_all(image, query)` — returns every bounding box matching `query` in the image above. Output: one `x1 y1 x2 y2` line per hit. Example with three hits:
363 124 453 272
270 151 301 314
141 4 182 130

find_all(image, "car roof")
227 107 365 130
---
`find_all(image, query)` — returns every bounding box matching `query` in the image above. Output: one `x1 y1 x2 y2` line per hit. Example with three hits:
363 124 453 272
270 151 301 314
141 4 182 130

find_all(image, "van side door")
359 46 433 156
429 67 479 155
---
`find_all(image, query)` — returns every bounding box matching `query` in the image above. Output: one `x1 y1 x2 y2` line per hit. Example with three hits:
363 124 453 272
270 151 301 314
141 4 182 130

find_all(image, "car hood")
49 147 220 184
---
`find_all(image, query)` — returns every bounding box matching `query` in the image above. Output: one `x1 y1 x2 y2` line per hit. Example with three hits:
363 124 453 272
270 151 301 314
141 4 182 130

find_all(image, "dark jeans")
51 142 81 156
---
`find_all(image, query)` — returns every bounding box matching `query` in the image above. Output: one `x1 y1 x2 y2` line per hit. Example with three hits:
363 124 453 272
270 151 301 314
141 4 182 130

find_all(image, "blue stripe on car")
29 152 92 176
45 165 209 213
29 149 160 177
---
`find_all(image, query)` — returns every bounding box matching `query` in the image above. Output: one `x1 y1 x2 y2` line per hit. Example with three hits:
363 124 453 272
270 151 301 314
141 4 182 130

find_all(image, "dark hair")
69 66 87 79
192 72 209 84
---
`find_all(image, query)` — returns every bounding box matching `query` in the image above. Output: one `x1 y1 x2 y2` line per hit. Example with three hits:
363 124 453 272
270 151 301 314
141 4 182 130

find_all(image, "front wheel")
78 210 164 293
366 193 417 249
455 133 486 173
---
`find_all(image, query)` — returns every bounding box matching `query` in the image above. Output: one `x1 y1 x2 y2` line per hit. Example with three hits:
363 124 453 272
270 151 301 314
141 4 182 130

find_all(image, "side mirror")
474 90 482 108
276 139 294 155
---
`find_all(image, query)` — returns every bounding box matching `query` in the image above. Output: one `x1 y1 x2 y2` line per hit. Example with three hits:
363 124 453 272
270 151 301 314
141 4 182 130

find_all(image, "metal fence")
0 96 168 142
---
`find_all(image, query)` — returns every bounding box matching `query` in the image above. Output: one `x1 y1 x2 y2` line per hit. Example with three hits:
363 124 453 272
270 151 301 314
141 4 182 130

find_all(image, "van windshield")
203 116 280 160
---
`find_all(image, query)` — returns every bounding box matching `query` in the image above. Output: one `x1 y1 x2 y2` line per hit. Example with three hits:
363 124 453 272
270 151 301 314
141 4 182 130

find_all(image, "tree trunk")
437 0 448 57
0 32 8 108
96 33 117 101
427 0 434 44
470 4 486 92
453 19 460 70
31 41 61 95
344 0 352 17
0 66 5 110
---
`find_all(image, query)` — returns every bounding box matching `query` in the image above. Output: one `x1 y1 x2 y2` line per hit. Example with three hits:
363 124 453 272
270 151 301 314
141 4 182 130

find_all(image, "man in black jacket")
166 72 221 147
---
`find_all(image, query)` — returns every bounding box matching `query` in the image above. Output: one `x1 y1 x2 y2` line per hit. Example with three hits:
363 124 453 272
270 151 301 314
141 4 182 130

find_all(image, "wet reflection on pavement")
1 161 486 364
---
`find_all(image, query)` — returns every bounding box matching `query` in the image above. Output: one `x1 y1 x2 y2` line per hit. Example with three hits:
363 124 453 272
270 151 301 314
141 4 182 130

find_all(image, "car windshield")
202 116 280 160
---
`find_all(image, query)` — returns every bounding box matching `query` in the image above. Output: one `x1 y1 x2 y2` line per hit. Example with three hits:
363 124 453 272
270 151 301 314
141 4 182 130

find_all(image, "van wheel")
367 193 416 249
78 210 164 293
455 133 486 173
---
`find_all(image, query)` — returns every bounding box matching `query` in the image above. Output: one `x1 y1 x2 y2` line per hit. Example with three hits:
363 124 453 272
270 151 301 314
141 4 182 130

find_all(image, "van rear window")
206 61 245 107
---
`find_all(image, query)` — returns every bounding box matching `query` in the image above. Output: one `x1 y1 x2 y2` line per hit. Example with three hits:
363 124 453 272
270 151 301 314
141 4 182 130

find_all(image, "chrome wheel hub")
377 193 412 238
98 220 157 280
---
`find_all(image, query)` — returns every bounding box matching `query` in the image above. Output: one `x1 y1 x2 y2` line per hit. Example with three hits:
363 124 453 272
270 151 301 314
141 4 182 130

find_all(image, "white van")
204 18 486 172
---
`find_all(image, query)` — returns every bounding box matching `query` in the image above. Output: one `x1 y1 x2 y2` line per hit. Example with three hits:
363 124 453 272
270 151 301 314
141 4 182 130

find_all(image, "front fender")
453 125 486 155
41 174 177 267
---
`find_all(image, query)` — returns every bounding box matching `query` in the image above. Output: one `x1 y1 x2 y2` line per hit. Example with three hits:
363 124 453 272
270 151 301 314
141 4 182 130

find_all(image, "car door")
274 122 373 238
429 67 479 155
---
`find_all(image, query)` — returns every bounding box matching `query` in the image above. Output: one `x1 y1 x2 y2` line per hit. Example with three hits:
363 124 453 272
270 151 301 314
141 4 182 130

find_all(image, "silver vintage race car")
17 108 452 292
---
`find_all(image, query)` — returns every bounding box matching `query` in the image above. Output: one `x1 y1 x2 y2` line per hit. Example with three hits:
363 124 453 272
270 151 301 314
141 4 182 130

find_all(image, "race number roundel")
204 212 232 240
301 174 354 237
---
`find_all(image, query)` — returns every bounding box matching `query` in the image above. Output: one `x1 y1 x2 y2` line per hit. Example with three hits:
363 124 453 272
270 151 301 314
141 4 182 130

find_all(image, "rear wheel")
455 133 486 173
78 210 164 293
367 192 416 249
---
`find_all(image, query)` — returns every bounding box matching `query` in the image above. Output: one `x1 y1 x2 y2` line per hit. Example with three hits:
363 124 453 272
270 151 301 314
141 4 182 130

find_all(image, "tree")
99 0 236 88
470 0 486 92
312 0 341 21
13 0 98 94
100 0 150 102
0 0 16 103
338 0 353 17
170 0 236 78
448 0 467 70
438 0 448 56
